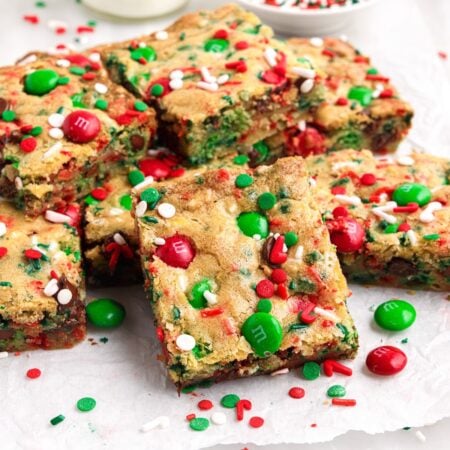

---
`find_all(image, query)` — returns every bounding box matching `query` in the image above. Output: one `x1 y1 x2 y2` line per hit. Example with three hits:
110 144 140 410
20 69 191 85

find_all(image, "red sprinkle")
235 40 249 50
82 72 96 81
360 173 377 186
186 413 196 421
323 359 353 377
335 97 348 106
299 301 316 324
213 29 228 39
0 247 7 258
271 268 287 284
322 49 335 58
398 222 411 232
331 186 346 195
288 387 305 399
393 203 419 213
20 137 37 153
225 60 248 73
198 400 213 410
366 74 390 82
236 399 252 421
438 51 448 60
24 249 42 260
269 236 287 265
76 25 95 33
91 187 108 201
155 326 164 342
249 416 264 428
332 206 348 218
256 279 275 298
23 15 39 24
200 307 224 318
26 368 41 379
332 398 356 407
380 89 394 99
277 283 289 300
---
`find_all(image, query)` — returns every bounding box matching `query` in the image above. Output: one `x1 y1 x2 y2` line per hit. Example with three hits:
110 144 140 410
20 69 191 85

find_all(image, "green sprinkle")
257 192 277 210
189 417 210 431
99 337 108 343
87 19 97 27
235 173 253 188
95 99 108 110
30 126 43 136
181 385 196 394
288 323 309 332
134 100 148 112
128 170 145 186
384 223 399 234
35 1 46 7
77 397 96 412
302 361 320 380
0 281 13 287
50 414 65 426
57 76 70 85
257 299 272 313
220 393 240 408
233 154 249 165
1 110 16 122
151 83 164 97
423 233 440 241
366 68 378 75
284 232 298 247
401 338 408 344
84 194 99 206
327 385 346 398
69 66 86 76
140 188 160 205
119 194 132 211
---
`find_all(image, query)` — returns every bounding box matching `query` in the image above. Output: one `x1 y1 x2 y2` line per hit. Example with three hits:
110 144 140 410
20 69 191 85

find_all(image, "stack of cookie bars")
1 4 448 389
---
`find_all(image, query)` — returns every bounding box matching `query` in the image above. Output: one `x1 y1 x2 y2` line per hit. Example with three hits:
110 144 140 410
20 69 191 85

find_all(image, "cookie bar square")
0 51 156 217
306 149 450 290
265 38 413 158
100 4 325 165
0 200 85 352
134 156 358 388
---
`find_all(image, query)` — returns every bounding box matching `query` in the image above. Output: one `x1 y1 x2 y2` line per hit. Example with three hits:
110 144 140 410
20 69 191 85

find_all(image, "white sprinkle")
197 81 219 92
133 176 154 191
419 202 443 223
154 237 166 246
431 185 445 193
203 290 217 305
141 416 170 432
155 30 169 41
78 35 89 45
335 194 362 206
217 74 229 85
332 161 358 172
47 19 67 30
109 208 124 216
372 89 381 99
176 334 196 351
0 222 6 237
42 141 62 160
211 412 227 425
310 37 324 47
300 79 314 94
270 368 289 376
89 52 101 62
32 245 45 255
314 307 339 322
57 288 72 305
113 233 126 246
31 236 38 245
0 352 8 359
264 47 278 67
297 120 306 132
56 59 70 68
294 245 304 260
14 177 23 190
415 430 426 443
135 201 148 218
157 203 176 219
309 177 317 188
200 66 216 84
49 127 64 140
45 210 71 224
178 274 188 292
292 67 316 79
138 41 147 48
169 69 184 80
282 244 288 253
372 201 397 224
48 113 65 128
95 82 108 94
340 34 349 42
273 233 280 239
397 155 414 166
406 229 418 246
44 278 59 297
253 234 262 241
169 78 183 90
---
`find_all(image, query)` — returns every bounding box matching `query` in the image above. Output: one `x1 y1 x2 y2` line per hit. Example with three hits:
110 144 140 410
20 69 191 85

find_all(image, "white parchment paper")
0 0 449 449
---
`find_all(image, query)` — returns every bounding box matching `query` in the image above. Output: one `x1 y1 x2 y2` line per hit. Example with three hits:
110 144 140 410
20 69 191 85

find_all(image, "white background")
0 1 449 449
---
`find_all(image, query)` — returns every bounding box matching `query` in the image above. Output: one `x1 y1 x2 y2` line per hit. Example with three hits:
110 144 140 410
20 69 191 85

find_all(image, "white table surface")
0 0 449 449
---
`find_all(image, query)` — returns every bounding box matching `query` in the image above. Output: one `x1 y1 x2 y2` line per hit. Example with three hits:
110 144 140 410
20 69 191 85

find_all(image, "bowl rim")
237 0 382 17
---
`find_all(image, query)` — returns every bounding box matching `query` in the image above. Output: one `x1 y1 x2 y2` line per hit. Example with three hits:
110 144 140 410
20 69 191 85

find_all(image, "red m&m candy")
62 110 101 143
139 158 171 180
155 234 196 269
366 345 407 376
329 217 365 253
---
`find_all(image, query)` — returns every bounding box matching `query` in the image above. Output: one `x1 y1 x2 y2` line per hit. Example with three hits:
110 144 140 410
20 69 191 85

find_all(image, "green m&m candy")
302 361 320 380
236 212 269 238
204 38 229 52
128 169 145 187
241 312 283 357
374 299 416 331
189 279 212 309
392 183 431 207
130 46 157 62
347 85 373 106
24 69 60 95
119 194 132 210
140 187 160 206
86 298 126 328
257 192 277 210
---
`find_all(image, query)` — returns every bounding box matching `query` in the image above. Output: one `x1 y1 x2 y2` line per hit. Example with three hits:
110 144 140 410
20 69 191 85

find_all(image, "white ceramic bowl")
83 0 190 19
237 0 383 36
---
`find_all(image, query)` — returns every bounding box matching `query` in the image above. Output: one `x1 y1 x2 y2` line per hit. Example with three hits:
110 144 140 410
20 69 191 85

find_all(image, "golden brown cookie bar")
0 201 85 352
0 51 156 217
306 150 450 290
100 4 325 165
264 37 413 159
134 157 358 388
